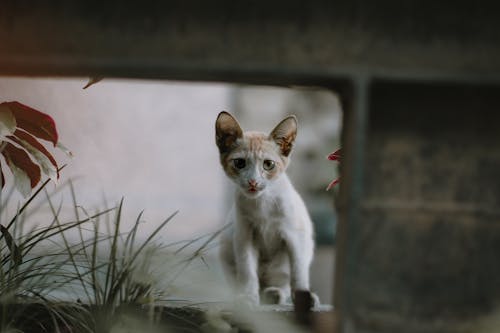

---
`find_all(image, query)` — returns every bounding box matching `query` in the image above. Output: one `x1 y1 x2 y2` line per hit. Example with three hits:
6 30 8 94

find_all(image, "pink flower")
326 148 341 191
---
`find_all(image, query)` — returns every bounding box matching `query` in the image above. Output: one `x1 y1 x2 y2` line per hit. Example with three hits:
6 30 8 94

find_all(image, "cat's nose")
248 179 258 187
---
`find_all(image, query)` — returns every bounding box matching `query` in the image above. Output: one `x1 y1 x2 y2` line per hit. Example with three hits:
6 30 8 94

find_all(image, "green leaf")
0 104 16 138
0 160 4 189
0 224 22 266
83 77 103 89
2 143 41 196
10 129 59 181
56 141 73 158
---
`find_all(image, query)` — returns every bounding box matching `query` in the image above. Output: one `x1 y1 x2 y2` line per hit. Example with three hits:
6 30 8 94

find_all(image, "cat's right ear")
215 111 243 154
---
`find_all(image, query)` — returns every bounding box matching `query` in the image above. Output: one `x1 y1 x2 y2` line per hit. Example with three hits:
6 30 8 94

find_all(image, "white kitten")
215 111 318 306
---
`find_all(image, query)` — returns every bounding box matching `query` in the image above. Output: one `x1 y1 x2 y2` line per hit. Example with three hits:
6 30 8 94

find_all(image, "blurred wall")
0 78 340 304
0 77 231 241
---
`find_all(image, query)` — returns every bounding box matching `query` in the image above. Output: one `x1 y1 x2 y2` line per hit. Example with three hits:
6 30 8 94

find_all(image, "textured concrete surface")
2 1 500 81
341 81 500 332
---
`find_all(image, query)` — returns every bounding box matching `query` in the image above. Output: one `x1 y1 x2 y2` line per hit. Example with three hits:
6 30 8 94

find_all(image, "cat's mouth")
245 186 263 196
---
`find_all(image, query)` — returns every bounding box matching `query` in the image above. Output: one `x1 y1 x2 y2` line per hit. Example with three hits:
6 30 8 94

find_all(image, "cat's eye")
263 160 275 171
233 158 246 169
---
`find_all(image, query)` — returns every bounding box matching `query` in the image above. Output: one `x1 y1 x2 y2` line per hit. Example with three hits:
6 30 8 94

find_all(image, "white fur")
217 113 317 306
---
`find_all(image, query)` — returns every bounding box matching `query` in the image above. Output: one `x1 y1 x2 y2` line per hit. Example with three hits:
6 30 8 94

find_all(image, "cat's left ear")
215 111 243 154
270 115 297 157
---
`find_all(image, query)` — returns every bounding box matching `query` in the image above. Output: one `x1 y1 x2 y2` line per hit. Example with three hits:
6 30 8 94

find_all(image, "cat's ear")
215 111 243 153
270 115 297 157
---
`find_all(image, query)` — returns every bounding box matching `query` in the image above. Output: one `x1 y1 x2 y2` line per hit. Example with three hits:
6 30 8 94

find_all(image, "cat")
215 111 318 307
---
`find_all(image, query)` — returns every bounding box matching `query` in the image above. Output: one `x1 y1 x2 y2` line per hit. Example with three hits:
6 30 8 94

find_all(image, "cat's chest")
252 222 285 259
237 194 289 226
236 195 291 255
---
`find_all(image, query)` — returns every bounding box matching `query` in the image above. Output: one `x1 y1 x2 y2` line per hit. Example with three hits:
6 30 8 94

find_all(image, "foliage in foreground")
0 179 218 333
0 99 308 333
0 101 67 197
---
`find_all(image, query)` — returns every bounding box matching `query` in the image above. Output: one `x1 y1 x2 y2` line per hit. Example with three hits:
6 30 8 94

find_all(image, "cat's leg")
284 233 320 307
286 235 311 290
233 225 260 306
219 229 236 286
259 252 291 305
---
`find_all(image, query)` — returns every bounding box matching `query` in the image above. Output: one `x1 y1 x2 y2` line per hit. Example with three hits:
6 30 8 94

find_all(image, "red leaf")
327 149 341 161
326 148 341 190
2 143 41 188
1 101 58 146
9 129 59 179
326 178 340 191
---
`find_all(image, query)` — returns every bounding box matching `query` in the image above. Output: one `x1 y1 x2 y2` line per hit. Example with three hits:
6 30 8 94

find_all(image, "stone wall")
339 80 500 332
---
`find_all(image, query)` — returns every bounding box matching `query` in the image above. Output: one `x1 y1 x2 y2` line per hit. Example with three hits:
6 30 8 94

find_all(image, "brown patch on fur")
215 112 243 154
274 136 295 157
221 154 240 178
246 132 267 153
269 116 297 157
216 114 296 181
265 159 286 180
245 132 289 180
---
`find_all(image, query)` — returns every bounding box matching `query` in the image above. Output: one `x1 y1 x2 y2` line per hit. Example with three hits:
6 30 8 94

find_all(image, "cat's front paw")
293 290 321 311
310 292 320 308
261 287 287 305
